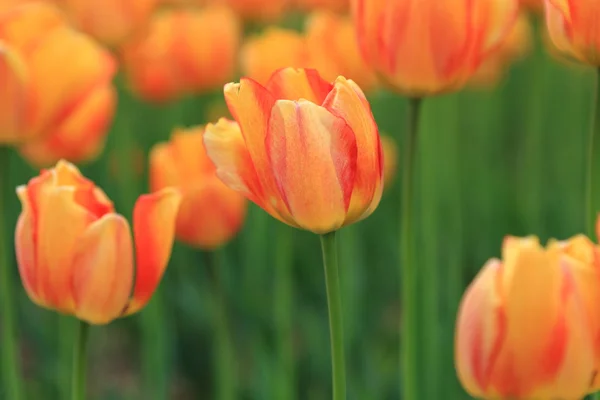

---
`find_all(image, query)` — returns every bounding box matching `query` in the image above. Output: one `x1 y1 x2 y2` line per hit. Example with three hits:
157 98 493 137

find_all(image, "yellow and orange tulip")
545 0 600 65
351 0 520 95
55 0 159 47
0 2 116 165
204 68 383 234
305 11 378 92
15 160 182 325
455 235 597 399
150 126 247 249
240 28 309 86
121 6 240 103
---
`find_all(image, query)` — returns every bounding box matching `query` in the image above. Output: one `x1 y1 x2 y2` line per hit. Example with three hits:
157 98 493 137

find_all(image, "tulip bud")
150 126 247 249
15 160 181 324
455 236 596 399
121 6 240 103
204 68 383 234
351 0 520 95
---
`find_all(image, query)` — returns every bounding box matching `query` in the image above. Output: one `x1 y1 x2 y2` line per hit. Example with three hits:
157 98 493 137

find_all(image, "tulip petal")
72 214 134 325
265 67 333 104
15 186 42 306
455 259 504 397
125 188 182 315
203 118 264 208
266 99 356 233
149 141 180 192
323 77 383 223
0 44 27 143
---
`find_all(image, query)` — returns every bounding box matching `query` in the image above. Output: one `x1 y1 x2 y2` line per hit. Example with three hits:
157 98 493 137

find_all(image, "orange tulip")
470 13 532 88
381 135 398 189
204 68 383 234
545 0 600 65
521 0 543 10
55 0 159 46
240 28 309 86
121 6 240 103
294 0 348 13
0 2 117 165
455 235 597 399
351 0 520 95
15 160 182 324
214 0 289 21
150 126 247 249
305 11 378 92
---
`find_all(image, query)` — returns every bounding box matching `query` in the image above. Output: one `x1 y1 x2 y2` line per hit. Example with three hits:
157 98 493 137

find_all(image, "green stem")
205 250 237 400
0 146 24 400
400 98 422 400
586 68 600 237
71 320 89 400
274 224 295 400
320 231 346 400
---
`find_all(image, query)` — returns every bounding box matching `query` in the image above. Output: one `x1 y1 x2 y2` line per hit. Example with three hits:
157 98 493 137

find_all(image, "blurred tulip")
215 0 289 21
470 13 532 88
455 235 596 399
121 5 240 103
381 135 398 188
204 68 383 234
150 126 247 249
294 0 348 13
15 160 182 324
352 0 520 95
545 0 600 65
0 2 116 165
305 11 378 92
240 27 309 86
520 0 543 11
55 0 159 47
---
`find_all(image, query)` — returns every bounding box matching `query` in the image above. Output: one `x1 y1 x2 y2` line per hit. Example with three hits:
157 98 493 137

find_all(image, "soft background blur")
0 1 595 399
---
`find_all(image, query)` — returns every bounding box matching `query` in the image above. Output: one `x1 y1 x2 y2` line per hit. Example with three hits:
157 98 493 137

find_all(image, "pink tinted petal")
265 67 333 104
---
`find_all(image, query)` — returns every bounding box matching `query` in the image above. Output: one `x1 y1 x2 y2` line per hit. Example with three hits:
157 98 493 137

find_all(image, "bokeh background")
0 0 595 399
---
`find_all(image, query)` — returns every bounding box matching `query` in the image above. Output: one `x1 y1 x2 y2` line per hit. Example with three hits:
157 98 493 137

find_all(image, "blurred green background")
0 11 595 400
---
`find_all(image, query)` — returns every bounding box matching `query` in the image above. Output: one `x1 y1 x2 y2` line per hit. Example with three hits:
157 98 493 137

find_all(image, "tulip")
121 6 240 103
351 0 520 95
55 0 159 46
545 0 600 65
521 0 542 10
305 11 378 92
470 13 532 88
215 0 289 21
455 235 597 399
150 126 247 249
240 28 309 86
381 135 398 189
294 0 348 12
204 67 383 234
15 160 182 324
0 2 116 164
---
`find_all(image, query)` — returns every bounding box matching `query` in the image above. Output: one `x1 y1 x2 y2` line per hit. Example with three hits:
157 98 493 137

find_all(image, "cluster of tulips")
1 0 600 399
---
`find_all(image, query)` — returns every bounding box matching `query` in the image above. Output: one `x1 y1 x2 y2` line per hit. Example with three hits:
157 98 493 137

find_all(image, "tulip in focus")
15 160 182 324
240 28 309 86
294 0 348 13
545 0 600 65
56 0 159 46
455 235 597 399
352 0 520 95
470 13 532 88
204 68 383 234
381 135 398 188
121 6 240 103
0 2 117 166
306 11 378 92
150 126 247 249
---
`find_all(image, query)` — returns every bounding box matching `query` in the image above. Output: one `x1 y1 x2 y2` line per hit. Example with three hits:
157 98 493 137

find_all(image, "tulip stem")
586 68 600 237
205 250 237 400
401 97 422 400
0 146 24 400
320 231 346 400
71 320 89 400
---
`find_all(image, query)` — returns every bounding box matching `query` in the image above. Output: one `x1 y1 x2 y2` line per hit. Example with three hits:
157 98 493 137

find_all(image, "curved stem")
71 320 89 400
586 68 600 237
0 146 23 400
320 231 346 400
400 98 422 400
205 250 237 400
